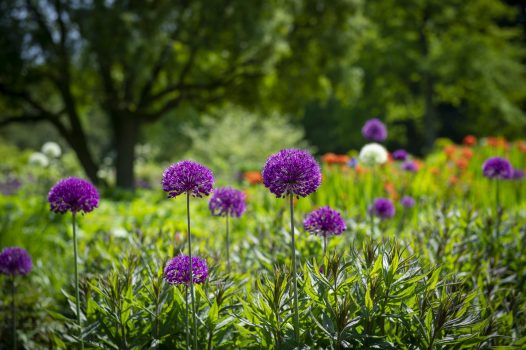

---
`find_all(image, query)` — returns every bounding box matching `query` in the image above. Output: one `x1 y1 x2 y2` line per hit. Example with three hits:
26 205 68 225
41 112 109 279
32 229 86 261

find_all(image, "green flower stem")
10 275 16 350
72 213 83 350
289 194 300 345
185 286 190 350
186 192 198 350
226 215 230 270
495 179 500 238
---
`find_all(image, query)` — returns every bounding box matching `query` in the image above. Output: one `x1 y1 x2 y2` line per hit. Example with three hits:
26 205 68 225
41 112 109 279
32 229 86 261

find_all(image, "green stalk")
323 235 328 257
226 215 230 270
72 213 83 350
495 179 500 238
185 286 190 350
10 275 16 350
289 194 300 344
186 192 198 350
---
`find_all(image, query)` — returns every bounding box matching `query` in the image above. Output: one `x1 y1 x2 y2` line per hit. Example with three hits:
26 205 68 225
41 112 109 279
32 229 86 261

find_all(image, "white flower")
359 143 388 166
41 142 62 158
28 152 49 167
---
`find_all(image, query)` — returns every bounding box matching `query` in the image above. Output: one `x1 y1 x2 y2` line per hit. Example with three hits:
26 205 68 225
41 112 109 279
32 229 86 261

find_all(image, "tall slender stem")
186 192 198 350
370 212 376 238
226 215 230 270
185 286 190 350
289 194 300 344
495 179 500 238
323 235 328 257
72 213 83 350
10 275 16 350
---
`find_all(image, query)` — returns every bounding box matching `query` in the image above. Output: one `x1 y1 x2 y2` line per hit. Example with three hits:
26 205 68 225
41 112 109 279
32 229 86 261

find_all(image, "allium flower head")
162 160 214 198
359 143 388 166
392 149 408 161
402 160 418 173
400 196 415 209
164 255 208 285
48 177 99 214
0 247 32 276
42 142 62 158
209 187 246 217
362 118 387 142
482 157 513 179
262 149 321 198
369 198 396 219
304 206 346 237
29 152 49 167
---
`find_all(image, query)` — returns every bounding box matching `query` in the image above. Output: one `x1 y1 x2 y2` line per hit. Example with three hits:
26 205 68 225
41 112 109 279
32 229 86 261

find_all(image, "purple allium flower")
482 157 513 179
209 187 246 217
362 118 387 142
0 247 32 276
48 177 99 214
164 255 208 285
262 149 321 198
392 149 408 161
162 161 214 198
402 160 418 173
0 177 22 196
304 206 346 237
369 198 396 219
510 168 525 180
400 196 415 209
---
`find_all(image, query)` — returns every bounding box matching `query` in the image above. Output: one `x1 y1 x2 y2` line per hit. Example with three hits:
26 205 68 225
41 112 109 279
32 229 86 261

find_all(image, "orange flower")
487 137 509 149
355 164 367 175
517 141 526 154
322 153 338 164
448 175 459 185
444 145 456 159
486 137 498 147
322 153 350 165
244 171 263 185
430 167 439 176
456 158 469 170
463 135 477 146
461 147 474 160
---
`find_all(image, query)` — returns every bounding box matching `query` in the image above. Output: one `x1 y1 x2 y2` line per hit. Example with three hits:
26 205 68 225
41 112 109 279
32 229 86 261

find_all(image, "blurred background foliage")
0 0 525 188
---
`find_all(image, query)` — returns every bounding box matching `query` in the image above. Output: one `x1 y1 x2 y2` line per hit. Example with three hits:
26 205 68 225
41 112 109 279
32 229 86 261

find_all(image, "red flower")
463 135 477 146
244 171 263 185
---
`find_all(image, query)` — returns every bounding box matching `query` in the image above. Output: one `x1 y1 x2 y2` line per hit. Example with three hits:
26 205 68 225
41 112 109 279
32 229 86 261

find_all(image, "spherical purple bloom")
362 118 387 142
510 168 525 180
162 161 214 198
400 196 415 209
482 157 513 179
48 177 99 214
0 247 32 276
209 187 246 217
402 160 418 173
392 149 408 161
262 149 321 198
304 206 346 237
164 255 208 285
369 198 396 219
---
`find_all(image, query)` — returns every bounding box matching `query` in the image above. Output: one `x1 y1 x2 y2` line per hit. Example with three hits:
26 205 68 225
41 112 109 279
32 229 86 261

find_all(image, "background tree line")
1 0 525 189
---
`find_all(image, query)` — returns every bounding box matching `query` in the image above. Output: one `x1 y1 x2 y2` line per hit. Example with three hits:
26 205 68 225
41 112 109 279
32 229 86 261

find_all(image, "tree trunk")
68 134 100 185
112 115 139 190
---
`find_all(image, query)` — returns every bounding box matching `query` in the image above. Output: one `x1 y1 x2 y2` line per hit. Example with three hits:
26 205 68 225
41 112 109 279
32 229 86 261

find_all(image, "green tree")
0 0 363 189
302 0 526 154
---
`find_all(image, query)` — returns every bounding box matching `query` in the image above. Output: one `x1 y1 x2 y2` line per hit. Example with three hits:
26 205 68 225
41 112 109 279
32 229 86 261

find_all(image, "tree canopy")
1 0 525 188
